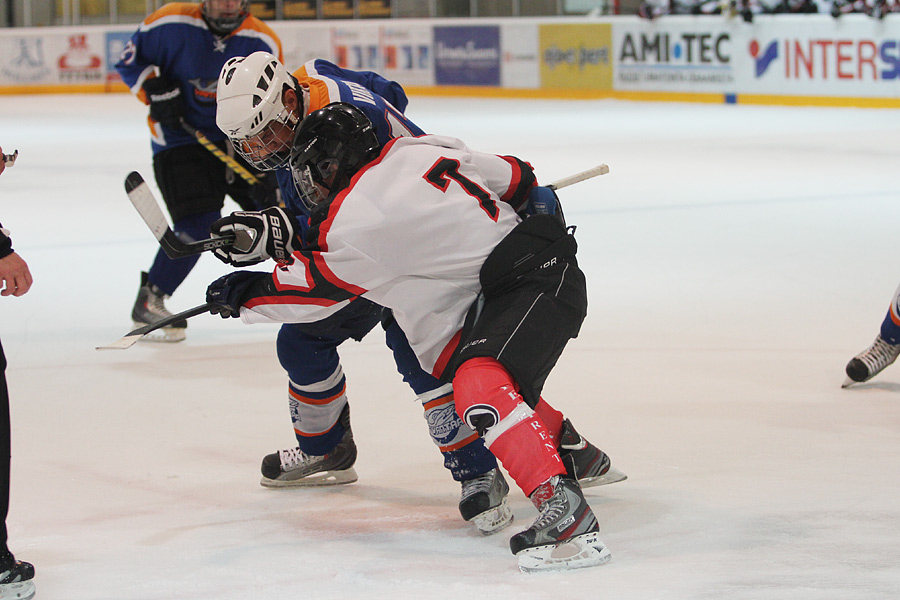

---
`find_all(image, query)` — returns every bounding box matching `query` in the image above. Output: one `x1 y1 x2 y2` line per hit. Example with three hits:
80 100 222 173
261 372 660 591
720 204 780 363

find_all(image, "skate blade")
841 376 861 389
580 466 628 489
0 580 36 600
133 322 186 343
470 496 514 536
516 531 612 573
260 467 358 488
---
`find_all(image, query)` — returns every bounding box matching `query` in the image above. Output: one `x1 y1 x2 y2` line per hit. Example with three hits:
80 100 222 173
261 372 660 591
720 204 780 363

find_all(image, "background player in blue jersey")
844 283 900 386
209 53 625 534
115 0 282 341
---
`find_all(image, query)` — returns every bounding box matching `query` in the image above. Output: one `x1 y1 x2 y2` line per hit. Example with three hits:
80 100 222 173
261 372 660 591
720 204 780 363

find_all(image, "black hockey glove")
142 76 184 128
210 206 299 267
206 271 269 319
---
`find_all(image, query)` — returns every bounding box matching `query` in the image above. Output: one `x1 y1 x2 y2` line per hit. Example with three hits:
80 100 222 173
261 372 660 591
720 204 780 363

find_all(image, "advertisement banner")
332 25 382 71
613 17 739 93
381 24 434 87
0 30 111 88
539 23 613 90
501 22 540 89
0 35 54 85
739 16 900 97
273 22 332 66
434 25 501 86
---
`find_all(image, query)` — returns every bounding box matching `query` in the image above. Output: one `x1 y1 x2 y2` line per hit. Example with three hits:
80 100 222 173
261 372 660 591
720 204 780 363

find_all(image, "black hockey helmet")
290 102 380 211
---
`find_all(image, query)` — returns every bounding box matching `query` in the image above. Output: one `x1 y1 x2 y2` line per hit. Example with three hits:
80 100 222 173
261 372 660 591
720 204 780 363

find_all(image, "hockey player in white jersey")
204 103 618 571
215 52 510 535
212 53 625 536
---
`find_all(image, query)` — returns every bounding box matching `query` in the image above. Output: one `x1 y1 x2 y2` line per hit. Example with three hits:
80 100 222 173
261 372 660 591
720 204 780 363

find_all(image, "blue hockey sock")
880 309 900 345
147 211 219 295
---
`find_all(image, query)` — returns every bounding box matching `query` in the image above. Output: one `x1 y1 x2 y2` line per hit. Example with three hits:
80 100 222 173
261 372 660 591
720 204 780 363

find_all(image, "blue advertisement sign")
433 26 500 86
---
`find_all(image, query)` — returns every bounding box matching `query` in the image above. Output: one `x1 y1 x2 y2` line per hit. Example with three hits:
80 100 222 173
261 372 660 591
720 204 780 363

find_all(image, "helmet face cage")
202 0 249 35
289 103 380 211
230 104 297 171
292 156 339 210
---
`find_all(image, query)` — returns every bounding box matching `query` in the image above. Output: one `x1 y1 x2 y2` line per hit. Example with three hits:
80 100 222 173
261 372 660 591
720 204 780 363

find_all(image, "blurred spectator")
638 0 819 19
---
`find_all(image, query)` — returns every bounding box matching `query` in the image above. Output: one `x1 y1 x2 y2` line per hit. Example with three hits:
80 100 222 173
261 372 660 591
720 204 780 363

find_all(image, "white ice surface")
0 94 899 599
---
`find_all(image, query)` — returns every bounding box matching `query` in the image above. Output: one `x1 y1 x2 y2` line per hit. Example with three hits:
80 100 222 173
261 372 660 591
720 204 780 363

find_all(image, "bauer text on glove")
210 206 298 267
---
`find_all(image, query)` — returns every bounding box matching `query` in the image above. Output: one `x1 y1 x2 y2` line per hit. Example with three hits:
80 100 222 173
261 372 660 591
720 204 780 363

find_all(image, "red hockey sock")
533 397 565 443
454 357 565 496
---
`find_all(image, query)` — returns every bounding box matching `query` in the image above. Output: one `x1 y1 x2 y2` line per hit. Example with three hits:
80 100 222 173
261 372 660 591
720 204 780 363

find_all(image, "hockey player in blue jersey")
115 0 282 342
209 52 626 533
844 283 900 386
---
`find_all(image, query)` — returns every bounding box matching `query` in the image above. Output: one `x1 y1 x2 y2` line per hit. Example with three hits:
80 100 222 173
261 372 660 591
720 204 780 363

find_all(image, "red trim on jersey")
310 250 368 297
244 294 336 309
431 329 462 379
499 155 523 203
273 253 315 292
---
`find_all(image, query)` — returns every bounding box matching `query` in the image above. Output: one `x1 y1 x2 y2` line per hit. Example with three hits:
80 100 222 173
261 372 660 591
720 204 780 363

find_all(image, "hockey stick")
125 171 247 259
126 162 609 261
547 163 609 191
179 120 260 186
96 302 215 350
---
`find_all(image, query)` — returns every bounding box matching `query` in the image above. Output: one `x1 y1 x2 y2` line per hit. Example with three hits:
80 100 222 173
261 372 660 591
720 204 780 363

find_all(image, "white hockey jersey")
239 134 537 378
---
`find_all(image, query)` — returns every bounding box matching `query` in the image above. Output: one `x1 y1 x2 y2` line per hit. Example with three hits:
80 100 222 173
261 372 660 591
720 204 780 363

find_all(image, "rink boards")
2 14 900 106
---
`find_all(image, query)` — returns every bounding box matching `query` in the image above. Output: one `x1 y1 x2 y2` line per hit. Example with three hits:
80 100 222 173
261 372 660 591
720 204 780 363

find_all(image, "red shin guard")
533 397 565 443
454 357 565 496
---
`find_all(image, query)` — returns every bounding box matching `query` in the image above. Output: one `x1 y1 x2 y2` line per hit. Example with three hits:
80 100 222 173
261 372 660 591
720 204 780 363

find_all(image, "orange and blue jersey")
115 2 282 155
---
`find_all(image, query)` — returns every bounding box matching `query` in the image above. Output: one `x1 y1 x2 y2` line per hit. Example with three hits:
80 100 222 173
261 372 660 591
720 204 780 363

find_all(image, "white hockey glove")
210 206 298 267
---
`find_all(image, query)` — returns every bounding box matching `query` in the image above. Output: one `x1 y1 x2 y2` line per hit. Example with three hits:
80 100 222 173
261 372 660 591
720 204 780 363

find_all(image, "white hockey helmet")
216 52 300 170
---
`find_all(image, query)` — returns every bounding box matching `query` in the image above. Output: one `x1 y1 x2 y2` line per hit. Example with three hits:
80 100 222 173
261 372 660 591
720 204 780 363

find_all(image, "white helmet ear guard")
216 52 299 170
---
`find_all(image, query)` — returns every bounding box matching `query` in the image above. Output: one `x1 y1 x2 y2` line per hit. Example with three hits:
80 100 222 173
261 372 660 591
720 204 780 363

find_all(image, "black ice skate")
260 405 358 487
557 419 627 488
509 476 611 573
843 334 900 387
131 271 186 342
459 467 513 535
0 551 35 600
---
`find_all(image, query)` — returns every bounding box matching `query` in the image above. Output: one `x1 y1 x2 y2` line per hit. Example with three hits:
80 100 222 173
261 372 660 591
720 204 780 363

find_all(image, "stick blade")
124 170 145 193
95 322 155 350
95 334 143 351
126 172 171 243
